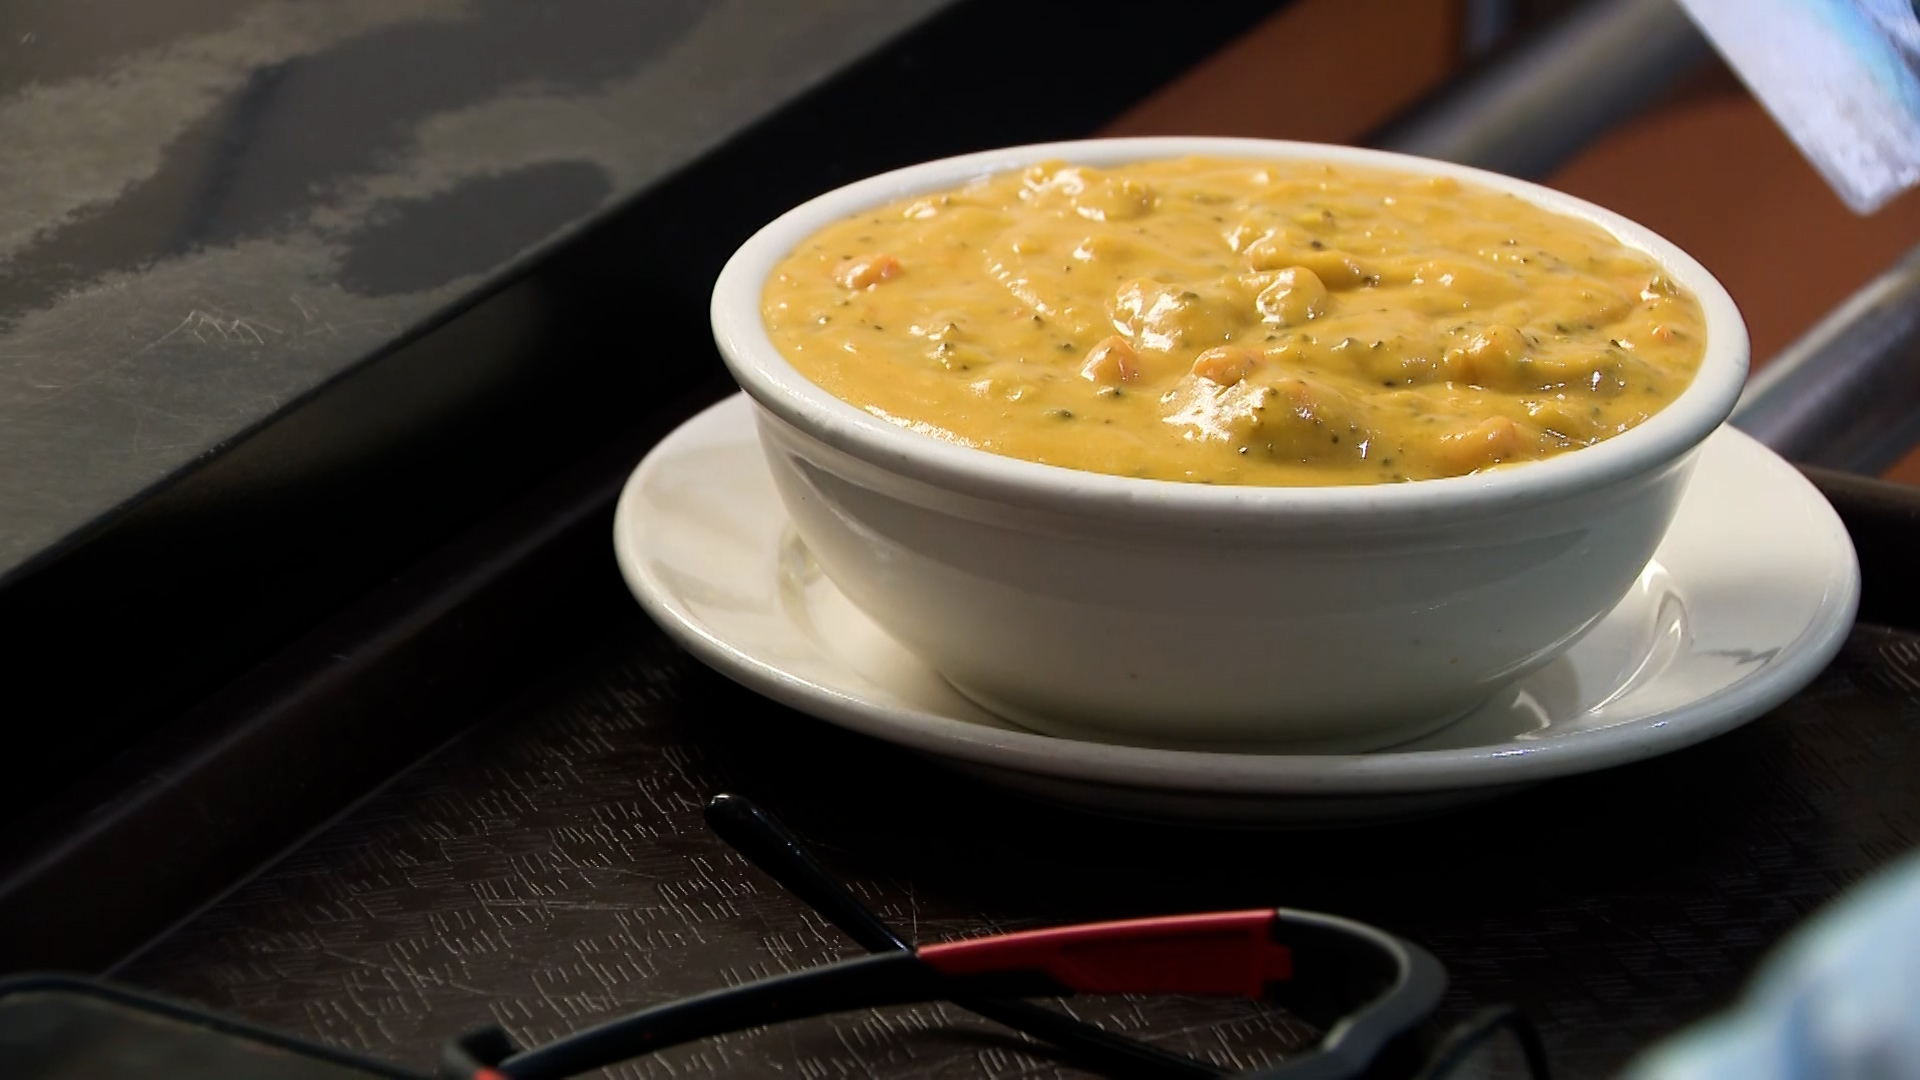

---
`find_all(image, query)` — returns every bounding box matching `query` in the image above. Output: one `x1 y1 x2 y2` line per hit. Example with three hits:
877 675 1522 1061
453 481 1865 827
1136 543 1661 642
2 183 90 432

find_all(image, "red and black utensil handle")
702 792 1223 1079
441 908 1444 1080
917 909 1294 996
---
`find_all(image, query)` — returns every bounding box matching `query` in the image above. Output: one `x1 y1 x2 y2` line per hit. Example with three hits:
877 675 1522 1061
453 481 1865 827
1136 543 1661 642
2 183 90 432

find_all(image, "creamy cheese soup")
761 156 1706 485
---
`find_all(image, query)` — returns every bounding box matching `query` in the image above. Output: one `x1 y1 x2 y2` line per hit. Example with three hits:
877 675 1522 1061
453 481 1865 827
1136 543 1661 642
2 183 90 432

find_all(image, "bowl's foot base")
941 678 1485 756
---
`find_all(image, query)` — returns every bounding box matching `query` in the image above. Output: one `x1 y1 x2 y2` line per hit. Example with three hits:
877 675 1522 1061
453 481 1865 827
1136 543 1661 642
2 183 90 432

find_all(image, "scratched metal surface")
0 0 944 577
122 615 1920 1079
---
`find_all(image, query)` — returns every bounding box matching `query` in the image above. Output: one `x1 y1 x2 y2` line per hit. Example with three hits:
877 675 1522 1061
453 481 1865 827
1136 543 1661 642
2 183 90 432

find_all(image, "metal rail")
1733 243 1920 472
1369 0 1712 179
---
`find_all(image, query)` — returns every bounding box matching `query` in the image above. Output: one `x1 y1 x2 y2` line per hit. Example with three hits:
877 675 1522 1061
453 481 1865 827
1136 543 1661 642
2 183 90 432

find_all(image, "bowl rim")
710 137 1749 524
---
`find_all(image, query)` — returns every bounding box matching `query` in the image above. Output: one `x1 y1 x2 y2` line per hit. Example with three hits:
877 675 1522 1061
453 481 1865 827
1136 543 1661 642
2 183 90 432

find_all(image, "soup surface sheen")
761 156 1707 485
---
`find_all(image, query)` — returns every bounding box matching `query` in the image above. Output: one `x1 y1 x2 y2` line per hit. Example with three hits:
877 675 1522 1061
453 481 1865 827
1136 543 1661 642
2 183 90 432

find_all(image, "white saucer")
613 394 1859 825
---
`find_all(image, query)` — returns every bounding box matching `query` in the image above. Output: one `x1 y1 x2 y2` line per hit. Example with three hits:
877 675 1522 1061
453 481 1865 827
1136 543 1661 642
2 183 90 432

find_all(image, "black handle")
704 793 908 952
702 793 1223 1079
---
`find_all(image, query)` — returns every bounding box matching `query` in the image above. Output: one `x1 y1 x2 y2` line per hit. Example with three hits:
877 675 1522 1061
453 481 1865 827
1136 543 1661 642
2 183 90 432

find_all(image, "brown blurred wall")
1102 0 1920 483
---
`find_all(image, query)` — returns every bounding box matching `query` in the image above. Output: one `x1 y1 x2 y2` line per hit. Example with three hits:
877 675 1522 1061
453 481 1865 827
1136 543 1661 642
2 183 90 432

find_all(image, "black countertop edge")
0 0 1290 823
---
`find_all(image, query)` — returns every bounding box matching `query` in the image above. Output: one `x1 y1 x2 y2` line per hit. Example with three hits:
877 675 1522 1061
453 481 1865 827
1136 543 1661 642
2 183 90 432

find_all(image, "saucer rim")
614 394 1860 798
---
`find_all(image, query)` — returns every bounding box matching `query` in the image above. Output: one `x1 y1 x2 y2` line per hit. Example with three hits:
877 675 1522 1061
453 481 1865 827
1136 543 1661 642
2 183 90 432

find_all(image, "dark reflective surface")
0 0 942 576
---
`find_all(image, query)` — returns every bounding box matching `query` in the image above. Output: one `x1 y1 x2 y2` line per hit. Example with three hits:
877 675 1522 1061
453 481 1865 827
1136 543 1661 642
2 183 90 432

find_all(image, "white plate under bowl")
614 394 1859 825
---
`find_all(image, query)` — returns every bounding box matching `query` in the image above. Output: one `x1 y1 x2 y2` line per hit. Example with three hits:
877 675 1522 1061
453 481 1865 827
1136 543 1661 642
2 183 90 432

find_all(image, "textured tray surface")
124 616 1920 1078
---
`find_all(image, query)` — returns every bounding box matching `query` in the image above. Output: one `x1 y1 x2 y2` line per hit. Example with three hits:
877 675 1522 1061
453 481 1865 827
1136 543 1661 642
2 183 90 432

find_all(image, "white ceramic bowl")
709 138 1749 752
